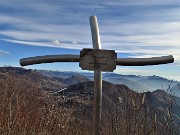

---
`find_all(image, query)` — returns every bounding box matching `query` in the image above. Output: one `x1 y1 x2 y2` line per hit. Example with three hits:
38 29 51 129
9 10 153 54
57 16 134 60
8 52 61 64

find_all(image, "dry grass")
100 90 180 135
0 75 84 135
0 75 179 135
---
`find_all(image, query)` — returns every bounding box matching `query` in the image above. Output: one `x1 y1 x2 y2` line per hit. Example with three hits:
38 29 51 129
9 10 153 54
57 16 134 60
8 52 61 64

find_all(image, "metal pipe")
20 55 80 66
90 15 102 135
116 55 174 66
93 71 102 135
89 16 101 49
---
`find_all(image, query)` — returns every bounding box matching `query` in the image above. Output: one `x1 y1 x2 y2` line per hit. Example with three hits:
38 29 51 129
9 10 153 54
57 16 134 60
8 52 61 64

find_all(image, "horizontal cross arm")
117 55 174 66
20 55 80 66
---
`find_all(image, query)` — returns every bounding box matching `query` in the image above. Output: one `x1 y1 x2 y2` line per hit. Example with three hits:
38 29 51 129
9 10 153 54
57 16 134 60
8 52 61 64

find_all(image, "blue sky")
0 0 180 81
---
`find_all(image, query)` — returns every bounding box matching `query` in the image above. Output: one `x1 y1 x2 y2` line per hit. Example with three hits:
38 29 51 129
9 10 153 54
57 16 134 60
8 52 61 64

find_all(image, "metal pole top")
89 16 101 49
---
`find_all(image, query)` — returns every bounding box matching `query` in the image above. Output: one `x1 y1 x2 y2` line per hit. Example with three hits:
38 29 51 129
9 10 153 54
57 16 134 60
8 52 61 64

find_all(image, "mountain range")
0 67 66 91
103 73 179 96
37 70 180 97
1 67 180 122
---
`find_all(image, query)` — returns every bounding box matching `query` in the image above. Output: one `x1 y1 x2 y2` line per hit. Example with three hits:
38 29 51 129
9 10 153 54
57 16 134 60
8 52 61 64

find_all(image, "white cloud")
0 14 27 24
100 20 180 65
52 40 61 46
0 50 10 56
1 39 83 50
105 0 180 6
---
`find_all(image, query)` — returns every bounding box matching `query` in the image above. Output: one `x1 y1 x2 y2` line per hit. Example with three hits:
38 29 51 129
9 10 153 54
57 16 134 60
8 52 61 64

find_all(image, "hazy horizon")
1 65 180 82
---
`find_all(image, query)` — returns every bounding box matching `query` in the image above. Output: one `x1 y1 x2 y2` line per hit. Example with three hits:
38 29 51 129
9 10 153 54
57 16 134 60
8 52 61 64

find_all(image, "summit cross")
20 15 174 135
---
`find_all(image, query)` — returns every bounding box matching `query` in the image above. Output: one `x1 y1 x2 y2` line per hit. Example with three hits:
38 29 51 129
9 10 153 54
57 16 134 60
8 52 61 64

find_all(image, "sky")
0 0 180 81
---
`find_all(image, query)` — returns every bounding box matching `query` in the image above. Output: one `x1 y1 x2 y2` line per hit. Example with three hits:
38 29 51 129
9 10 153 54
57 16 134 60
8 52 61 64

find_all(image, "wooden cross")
20 16 174 135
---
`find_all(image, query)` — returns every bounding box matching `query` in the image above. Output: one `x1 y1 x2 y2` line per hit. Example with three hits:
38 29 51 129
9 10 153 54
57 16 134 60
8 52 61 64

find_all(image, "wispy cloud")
2 39 84 50
0 50 10 56
105 0 180 6
0 0 179 65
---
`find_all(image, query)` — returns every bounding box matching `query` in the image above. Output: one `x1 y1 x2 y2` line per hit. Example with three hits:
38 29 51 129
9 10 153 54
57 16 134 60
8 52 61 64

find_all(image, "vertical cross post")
89 16 102 135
